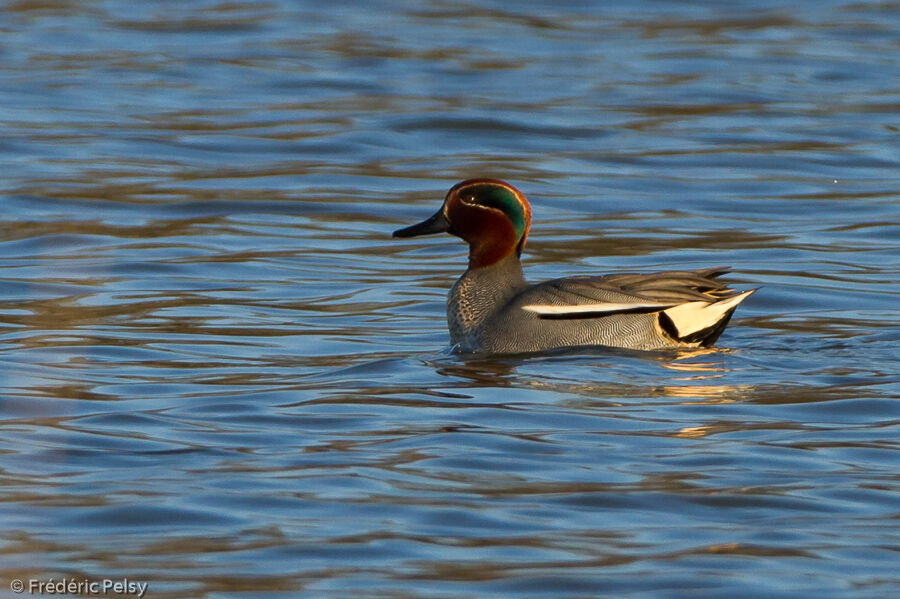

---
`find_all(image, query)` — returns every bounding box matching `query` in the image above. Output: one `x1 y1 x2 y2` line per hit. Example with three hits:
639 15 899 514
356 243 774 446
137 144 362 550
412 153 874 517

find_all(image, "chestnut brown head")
393 179 532 268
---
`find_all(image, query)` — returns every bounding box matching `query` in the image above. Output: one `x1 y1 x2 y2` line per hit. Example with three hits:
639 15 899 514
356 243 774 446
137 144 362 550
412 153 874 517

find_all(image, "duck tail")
658 289 757 346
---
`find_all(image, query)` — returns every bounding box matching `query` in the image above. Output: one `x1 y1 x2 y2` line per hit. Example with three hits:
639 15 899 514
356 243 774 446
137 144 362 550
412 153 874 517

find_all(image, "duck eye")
465 193 493 208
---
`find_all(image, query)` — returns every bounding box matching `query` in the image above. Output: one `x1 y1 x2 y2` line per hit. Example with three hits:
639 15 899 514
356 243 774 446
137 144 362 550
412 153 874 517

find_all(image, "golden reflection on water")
659 352 750 404
433 347 756 406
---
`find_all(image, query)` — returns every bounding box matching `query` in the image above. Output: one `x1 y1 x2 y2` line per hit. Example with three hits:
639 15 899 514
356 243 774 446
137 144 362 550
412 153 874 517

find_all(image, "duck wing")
518 267 756 345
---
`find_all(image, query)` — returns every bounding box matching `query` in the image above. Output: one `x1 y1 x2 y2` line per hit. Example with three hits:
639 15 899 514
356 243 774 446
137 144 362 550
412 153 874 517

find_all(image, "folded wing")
518 267 755 346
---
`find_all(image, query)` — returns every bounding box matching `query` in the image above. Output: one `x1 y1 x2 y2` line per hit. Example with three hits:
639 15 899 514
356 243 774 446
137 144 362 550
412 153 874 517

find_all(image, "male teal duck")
393 179 755 354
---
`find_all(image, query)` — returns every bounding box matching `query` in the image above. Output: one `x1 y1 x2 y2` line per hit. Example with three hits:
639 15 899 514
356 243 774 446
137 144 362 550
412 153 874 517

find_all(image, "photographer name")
12 578 148 597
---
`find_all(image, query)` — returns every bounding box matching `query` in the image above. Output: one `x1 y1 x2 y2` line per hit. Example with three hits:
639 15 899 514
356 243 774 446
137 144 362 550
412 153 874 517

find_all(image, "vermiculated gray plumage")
447 254 751 354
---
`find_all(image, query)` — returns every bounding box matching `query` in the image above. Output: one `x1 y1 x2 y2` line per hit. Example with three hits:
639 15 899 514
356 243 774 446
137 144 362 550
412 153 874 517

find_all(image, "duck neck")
448 253 527 340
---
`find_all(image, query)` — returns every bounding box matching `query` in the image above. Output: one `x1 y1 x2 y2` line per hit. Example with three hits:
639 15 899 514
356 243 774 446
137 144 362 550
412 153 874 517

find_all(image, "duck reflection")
429 346 754 407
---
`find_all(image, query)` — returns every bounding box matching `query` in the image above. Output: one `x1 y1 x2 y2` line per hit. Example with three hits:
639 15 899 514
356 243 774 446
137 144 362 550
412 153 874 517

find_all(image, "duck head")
393 179 532 269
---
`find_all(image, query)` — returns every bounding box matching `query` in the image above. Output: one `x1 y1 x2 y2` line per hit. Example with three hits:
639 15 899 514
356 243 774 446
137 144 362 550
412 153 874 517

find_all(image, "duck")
393 179 756 354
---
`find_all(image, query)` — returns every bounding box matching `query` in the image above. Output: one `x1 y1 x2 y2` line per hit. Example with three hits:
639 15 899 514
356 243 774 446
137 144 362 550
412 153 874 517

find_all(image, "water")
1 1 898 597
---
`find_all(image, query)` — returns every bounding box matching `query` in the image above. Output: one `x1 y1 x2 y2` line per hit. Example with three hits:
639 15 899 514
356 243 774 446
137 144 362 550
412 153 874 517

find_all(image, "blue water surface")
1 1 898 598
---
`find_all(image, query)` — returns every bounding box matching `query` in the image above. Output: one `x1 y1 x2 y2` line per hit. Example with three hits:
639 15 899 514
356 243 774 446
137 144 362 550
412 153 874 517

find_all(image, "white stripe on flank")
522 301 675 316
662 290 756 337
